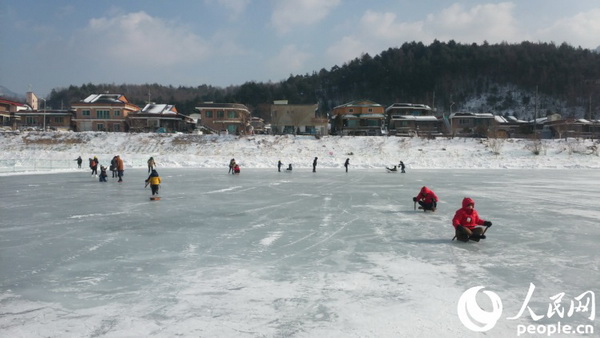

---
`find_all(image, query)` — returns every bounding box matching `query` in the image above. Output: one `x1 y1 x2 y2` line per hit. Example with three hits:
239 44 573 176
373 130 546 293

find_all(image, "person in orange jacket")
116 155 124 182
452 197 492 242
413 186 438 211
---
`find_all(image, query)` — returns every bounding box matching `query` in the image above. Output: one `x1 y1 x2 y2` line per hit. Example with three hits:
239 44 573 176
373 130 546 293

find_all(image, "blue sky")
1 0 599 98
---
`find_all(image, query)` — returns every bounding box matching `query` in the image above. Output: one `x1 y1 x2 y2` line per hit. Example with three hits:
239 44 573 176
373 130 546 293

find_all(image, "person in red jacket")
413 186 438 211
452 197 492 242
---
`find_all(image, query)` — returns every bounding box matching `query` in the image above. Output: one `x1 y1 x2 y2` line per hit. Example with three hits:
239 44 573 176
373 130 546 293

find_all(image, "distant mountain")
0 85 24 101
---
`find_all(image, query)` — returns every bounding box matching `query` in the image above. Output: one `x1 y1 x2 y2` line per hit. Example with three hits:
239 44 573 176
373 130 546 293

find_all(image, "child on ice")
145 169 161 195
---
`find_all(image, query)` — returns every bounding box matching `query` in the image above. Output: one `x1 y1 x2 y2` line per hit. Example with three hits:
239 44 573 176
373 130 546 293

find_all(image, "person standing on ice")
110 156 118 178
145 169 161 195
147 157 156 173
399 161 406 173
278 160 283 172
89 157 98 176
452 197 492 242
413 186 438 211
75 156 82 168
344 158 350 172
312 157 318 172
116 155 124 182
229 159 236 174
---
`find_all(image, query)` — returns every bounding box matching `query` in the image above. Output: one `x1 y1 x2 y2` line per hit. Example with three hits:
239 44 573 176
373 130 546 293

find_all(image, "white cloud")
268 44 312 77
207 0 251 20
326 2 520 66
77 11 211 67
271 0 341 34
536 8 600 49
426 2 520 43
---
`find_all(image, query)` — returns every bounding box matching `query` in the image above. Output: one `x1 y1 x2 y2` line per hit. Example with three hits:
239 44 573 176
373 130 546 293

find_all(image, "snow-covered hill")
1 131 599 174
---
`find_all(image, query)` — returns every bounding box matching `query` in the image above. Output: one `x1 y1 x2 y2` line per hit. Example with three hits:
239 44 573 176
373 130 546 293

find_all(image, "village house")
249 116 268 134
195 103 251 135
269 100 327 135
385 103 441 136
331 100 385 136
1 98 25 129
544 117 600 139
448 112 504 137
71 94 140 132
127 103 195 133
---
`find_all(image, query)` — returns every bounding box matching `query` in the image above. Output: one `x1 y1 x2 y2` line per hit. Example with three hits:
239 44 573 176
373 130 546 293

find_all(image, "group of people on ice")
228 159 241 174
273 158 406 173
413 186 493 243
77 155 125 182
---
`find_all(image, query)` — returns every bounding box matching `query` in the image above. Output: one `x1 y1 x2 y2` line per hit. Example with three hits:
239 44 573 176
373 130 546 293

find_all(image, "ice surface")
1 168 599 337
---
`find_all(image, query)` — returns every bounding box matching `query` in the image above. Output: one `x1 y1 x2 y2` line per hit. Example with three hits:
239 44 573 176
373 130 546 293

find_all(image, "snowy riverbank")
1 131 599 174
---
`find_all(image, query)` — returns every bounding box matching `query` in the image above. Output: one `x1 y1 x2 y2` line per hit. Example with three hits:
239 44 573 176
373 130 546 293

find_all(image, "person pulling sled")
452 197 492 242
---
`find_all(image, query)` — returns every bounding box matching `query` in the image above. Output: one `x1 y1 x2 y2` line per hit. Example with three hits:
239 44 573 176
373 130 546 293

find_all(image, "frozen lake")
1 168 599 337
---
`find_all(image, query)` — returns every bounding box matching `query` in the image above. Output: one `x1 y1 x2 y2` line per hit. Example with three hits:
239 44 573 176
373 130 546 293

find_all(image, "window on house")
114 110 121 117
97 123 105 131
349 108 354 113
217 111 224 118
97 110 110 119
54 117 64 123
205 111 213 118
227 111 237 119
368 108 373 112
26 117 35 125
82 110 91 116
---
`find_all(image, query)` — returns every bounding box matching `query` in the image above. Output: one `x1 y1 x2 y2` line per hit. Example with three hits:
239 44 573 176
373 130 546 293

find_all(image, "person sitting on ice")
386 165 397 172
413 186 438 211
452 197 492 242
99 166 108 182
233 164 240 174
286 164 293 171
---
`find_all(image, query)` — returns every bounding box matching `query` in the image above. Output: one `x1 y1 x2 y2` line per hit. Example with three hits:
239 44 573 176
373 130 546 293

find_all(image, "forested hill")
47 41 600 120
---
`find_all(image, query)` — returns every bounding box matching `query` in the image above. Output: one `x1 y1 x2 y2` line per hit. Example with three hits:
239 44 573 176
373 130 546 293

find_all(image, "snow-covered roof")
357 113 384 118
494 116 509 123
385 103 432 112
333 100 382 109
82 94 125 104
390 115 438 121
141 104 177 115
506 116 528 123
453 112 494 118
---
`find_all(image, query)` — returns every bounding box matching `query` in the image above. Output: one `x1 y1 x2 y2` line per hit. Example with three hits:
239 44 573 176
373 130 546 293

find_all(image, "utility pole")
40 98 47 131
534 86 538 136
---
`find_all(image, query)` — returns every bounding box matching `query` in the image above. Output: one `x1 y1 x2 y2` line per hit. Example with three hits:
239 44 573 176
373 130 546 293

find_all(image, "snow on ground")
0 131 599 174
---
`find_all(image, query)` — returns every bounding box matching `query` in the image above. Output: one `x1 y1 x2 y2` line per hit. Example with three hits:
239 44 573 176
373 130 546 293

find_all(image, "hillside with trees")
46 41 600 121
